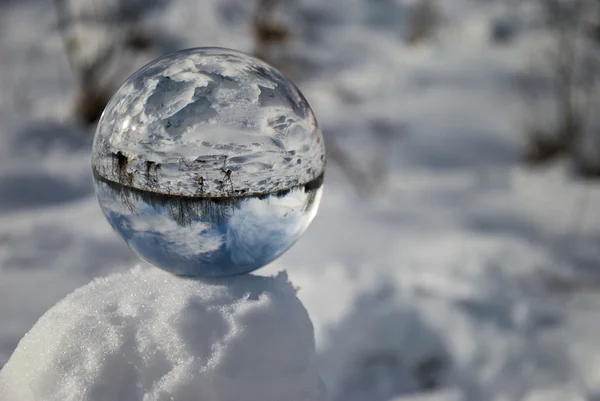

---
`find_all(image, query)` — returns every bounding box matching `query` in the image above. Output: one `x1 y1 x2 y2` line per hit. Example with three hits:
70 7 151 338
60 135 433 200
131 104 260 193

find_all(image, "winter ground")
0 268 327 401
1 0 600 400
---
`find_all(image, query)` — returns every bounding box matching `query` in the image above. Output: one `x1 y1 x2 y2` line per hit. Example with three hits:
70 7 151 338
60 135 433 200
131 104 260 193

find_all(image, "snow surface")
93 47 325 197
2 0 600 400
0 267 326 401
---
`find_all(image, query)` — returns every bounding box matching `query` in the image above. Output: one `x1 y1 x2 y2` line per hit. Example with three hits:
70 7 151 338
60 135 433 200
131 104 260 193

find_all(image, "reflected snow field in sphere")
92 47 325 277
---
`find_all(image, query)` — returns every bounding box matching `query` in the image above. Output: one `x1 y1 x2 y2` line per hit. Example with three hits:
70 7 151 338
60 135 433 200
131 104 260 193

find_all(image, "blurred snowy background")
1 0 600 400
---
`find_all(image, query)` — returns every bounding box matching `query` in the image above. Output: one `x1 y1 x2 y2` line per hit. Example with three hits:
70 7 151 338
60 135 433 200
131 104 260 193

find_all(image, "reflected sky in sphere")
92 47 325 277
94 176 322 277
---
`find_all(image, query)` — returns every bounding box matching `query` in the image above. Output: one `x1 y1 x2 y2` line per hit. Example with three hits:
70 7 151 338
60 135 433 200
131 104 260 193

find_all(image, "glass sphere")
92 47 325 277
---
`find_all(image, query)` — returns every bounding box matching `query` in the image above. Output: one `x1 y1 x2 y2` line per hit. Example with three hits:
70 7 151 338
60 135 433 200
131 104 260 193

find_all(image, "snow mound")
0 266 327 401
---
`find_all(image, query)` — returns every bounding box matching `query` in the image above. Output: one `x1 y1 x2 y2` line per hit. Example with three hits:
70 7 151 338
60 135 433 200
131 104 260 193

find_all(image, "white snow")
0 266 326 401
2 0 600 400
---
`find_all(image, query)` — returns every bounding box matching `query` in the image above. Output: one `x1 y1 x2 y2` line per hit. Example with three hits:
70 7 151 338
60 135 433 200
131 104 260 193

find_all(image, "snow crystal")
0 266 327 401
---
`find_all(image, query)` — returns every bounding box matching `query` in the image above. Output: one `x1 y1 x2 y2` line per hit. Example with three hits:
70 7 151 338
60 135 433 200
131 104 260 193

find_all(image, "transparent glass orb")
92 47 325 277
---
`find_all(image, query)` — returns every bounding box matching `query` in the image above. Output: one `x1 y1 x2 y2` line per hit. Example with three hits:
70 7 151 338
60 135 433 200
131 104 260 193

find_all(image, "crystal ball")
92 47 325 277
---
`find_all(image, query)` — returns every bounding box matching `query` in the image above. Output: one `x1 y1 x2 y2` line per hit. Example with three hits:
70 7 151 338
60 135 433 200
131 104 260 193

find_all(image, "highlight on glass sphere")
92 47 325 277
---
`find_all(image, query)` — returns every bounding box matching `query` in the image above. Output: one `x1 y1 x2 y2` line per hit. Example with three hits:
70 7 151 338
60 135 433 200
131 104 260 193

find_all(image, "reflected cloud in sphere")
95 177 322 276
